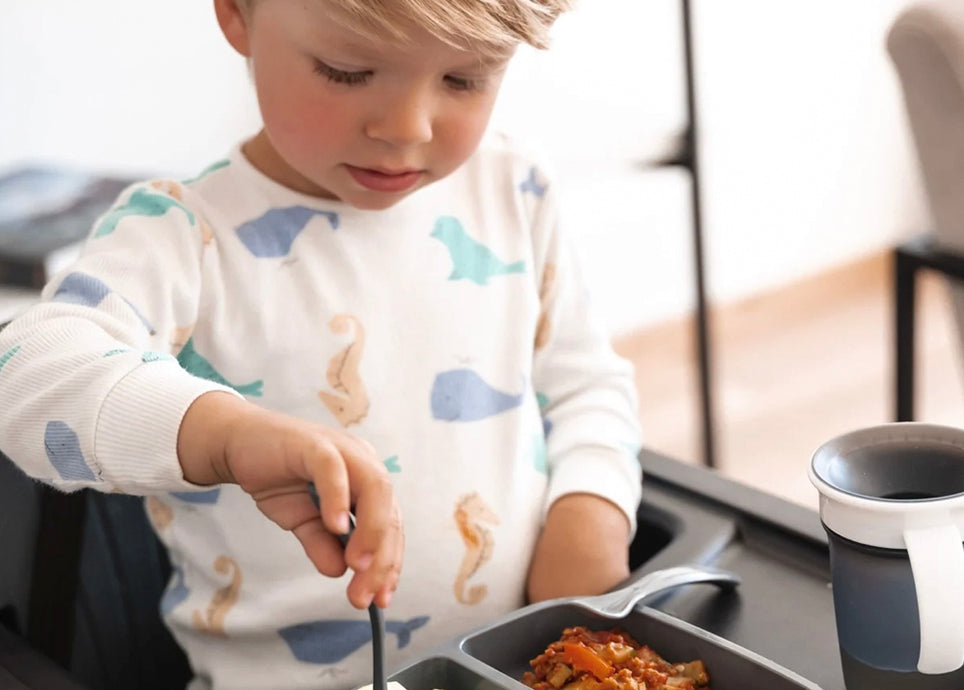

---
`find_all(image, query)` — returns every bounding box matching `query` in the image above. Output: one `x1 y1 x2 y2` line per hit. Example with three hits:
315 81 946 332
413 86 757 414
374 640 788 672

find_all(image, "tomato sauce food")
522 626 710 690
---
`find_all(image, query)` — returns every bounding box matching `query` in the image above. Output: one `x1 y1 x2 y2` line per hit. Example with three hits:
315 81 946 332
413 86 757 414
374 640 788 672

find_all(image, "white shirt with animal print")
0 132 643 690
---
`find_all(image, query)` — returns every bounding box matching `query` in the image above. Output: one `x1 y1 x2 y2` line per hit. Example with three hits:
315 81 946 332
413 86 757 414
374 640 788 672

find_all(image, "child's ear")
213 0 252 57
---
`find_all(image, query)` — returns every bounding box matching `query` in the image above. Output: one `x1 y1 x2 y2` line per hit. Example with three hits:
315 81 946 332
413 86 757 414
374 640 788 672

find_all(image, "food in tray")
522 626 710 690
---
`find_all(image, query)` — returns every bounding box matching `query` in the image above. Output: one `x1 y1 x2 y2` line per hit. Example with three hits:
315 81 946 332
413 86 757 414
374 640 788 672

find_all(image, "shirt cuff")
94 360 241 493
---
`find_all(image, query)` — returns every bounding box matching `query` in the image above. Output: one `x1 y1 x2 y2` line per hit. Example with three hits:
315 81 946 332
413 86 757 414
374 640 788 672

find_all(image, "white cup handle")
904 523 964 674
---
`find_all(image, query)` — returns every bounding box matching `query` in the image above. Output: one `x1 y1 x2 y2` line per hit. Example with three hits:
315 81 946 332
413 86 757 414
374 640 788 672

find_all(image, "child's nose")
365 89 433 146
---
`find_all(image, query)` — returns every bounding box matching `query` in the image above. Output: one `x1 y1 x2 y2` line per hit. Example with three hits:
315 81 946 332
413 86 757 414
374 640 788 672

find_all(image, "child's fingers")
304 437 353 536
345 464 399 571
256 490 348 577
345 497 403 608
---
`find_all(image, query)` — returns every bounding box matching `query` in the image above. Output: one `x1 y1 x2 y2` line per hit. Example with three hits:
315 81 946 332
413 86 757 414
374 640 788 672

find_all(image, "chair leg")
895 247 917 421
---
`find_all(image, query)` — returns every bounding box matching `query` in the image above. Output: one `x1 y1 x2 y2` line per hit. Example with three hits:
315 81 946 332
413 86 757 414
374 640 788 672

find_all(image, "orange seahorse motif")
150 180 214 245
319 314 370 427
145 496 173 531
453 493 500 605
192 556 242 637
534 262 557 350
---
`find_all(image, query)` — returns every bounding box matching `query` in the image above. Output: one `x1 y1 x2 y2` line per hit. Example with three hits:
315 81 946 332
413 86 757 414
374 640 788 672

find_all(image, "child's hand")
525 493 631 603
177 391 402 609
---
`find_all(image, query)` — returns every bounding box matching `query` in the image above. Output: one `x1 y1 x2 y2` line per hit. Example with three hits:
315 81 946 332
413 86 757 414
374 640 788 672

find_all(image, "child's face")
219 0 515 210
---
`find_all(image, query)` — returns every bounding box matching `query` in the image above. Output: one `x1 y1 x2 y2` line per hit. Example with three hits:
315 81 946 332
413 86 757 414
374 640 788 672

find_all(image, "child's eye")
313 59 372 86
444 75 482 92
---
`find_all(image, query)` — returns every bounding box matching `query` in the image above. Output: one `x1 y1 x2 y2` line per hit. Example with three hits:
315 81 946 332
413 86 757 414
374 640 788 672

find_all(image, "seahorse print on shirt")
279 616 429 664
454 492 500 605
236 206 340 258
52 272 156 334
319 314 369 427
430 216 526 285
145 496 174 531
93 186 196 238
192 556 242 637
534 262 557 350
430 369 525 421
176 337 264 397
44 421 97 482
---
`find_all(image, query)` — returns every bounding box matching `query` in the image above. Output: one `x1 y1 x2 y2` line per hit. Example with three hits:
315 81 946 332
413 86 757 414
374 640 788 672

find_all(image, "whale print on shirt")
176 337 263 397
430 216 526 285
0 345 20 374
430 369 525 421
160 563 190 617
236 206 340 258
44 421 97 481
519 166 548 197
279 616 429 665
93 187 196 238
170 488 221 505
52 272 156 334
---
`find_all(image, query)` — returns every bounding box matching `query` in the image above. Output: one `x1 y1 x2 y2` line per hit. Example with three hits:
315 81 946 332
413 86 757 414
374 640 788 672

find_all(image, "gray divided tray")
390 448 844 689
390 600 821 690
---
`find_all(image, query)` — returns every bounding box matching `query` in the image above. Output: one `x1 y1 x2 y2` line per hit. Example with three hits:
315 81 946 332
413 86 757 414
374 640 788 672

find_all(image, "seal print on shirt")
319 314 370 427
454 492 500 605
192 556 242 637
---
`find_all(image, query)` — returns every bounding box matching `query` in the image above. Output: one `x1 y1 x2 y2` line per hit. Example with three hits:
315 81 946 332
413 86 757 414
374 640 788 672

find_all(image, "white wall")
0 0 929 335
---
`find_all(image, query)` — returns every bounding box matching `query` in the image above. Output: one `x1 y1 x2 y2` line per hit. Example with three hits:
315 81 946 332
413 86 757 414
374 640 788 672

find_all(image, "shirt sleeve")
0 180 239 494
527 166 644 538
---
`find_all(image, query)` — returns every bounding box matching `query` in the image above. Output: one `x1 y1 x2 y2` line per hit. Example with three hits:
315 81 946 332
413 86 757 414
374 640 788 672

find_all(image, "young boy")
0 0 643 688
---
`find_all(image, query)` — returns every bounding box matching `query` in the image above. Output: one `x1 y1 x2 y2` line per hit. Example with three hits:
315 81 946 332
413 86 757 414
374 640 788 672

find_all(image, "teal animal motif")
384 455 401 473
533 433 548 474
182 159 229 185
430 216 526 285
430 369 525 421
176 337 263 397
44 421 97 481
93 188 195 238
0 345 20 374
279 616 429 664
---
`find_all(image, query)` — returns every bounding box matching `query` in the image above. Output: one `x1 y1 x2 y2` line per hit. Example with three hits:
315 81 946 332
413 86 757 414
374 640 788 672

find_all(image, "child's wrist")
177 390 250 485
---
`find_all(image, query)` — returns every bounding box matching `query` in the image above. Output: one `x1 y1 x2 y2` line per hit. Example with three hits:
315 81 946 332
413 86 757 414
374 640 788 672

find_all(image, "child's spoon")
308 485 387 690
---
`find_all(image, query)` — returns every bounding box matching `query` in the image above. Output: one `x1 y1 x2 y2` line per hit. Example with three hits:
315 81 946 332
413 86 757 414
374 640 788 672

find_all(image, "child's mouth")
346 165 424 193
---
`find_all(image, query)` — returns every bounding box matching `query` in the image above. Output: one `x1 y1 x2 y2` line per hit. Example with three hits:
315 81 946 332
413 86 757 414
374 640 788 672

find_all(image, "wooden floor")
612 250 964 509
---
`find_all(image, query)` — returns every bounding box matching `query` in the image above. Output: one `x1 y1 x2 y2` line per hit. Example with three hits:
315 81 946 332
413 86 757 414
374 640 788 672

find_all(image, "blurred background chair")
887 0 964 420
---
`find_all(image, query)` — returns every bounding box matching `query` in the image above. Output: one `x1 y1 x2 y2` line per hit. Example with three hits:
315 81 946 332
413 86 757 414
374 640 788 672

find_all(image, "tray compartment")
390 655 518 690
459 603 821 690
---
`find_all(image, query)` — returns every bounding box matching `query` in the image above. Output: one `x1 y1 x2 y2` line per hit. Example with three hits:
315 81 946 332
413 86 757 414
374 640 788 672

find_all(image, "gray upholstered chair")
887 0 964 419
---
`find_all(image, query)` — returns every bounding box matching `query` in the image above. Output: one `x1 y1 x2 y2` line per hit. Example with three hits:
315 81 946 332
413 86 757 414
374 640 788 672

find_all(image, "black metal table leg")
895 246 917 421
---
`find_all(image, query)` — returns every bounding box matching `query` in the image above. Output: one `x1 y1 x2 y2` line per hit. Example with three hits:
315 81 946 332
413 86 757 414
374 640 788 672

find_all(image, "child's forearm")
526 493 631 603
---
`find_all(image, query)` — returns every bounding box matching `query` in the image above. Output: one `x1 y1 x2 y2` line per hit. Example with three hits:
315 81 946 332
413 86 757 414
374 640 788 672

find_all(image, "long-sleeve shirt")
0 132 642 690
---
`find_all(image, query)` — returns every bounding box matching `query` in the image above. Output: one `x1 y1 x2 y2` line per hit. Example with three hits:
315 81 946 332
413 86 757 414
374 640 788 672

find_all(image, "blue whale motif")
236 206 340 257
430 368 525 422
44 421 97 481
170 488 221 505
160 563 190 616
279 616 429 664
52 272 156 334
519 166 547 197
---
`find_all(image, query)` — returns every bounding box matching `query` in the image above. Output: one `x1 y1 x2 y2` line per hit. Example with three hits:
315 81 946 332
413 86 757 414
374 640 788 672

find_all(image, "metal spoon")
308 485 387 690
558 565 740 619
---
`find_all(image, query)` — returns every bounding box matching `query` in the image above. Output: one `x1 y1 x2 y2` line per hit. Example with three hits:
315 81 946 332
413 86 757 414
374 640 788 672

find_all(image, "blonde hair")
239 0 572 53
